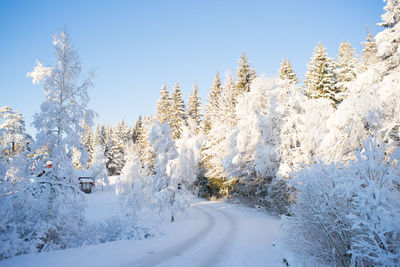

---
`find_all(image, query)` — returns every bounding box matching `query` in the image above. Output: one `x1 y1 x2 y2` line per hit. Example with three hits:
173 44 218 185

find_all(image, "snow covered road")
2 200 285 267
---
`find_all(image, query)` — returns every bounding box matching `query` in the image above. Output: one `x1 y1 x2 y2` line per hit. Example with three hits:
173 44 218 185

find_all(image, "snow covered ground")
2 178 289 267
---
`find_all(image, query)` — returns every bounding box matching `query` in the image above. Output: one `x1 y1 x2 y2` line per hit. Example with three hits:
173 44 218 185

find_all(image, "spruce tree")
137 116 156 175
236 53 256 94
203 72 222 134
114 120 132 145
361 28 378 70
170 82 186 139
378 0 400 28
279 57 299 84
0 106 30 157
82 118 94 167
132 115 143 144
376 0 400 71
94 124 102 148
187 83 202 134
108 124 125 175
304 42 338 107
156 84 172 124
336 41 358 102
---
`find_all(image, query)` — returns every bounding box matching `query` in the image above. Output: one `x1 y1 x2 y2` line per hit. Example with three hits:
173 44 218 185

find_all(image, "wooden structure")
79 177 95 193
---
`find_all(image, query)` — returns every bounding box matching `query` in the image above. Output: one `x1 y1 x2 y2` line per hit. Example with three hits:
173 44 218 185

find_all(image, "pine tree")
156 84 172 124
236 53 256 94
361 28 378 70
304 42 338 107
137 116 156 175
82 118 94 167
170 82 186 139
203 72 222 134
105 121 131 175
94 124 102 148
217 74 237 127
279 57 299 84
102 124 115 175
0 106 31 157
378 0 400 28
336 41 358 102
376 0 400 71
187 83 202 134
114 120 132 145
132 115 143 144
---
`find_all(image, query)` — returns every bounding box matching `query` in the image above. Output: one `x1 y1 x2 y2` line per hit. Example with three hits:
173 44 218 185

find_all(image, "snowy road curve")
127 203 239 267
2 200 285 267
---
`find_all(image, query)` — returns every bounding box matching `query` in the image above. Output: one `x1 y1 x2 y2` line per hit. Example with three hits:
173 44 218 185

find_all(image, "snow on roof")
80 178 94 183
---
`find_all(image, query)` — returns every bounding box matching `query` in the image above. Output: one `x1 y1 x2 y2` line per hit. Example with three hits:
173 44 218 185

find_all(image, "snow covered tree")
2 31 93 258
336 41 358 102
149 122 190 222
378 0 400 28
93 124 102 147
201 74 238 196
360 28 378 71
236 53 256 94
186 83 202 134
90 145 109 191
156 84 172 124
168 126 206 193
132 115 143 144
115 120 132 145
224 77 278 180
107 127 125 175
0 107 31 196
223 77 284 202
279 57 299 84
304 42 338 107
137 116 156 175
203 72 222 134
321 0 400 163
116 144 148 218
376 0 400 71
82 118 95 167
0 106 31 158
170 82 186 139
274 80 307 178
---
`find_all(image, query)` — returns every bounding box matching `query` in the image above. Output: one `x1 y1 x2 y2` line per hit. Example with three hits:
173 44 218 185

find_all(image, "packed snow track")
2 200 284 267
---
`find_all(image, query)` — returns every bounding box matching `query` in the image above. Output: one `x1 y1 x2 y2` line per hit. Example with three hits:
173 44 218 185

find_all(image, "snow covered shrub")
284 136 400 266
95 216 150 243
345 137 400 266
283 162 352 266
0 181 86 260
260 178 291 216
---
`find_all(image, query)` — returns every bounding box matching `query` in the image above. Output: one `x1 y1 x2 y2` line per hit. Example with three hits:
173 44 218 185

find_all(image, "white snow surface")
2 177 287 267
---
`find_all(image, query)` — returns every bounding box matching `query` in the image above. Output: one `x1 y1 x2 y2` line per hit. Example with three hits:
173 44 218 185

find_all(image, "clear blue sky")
0 0 384 136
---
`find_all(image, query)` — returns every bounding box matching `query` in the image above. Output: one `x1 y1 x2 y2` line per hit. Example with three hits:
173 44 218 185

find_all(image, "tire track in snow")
200 206 238 267
127 205 216 267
